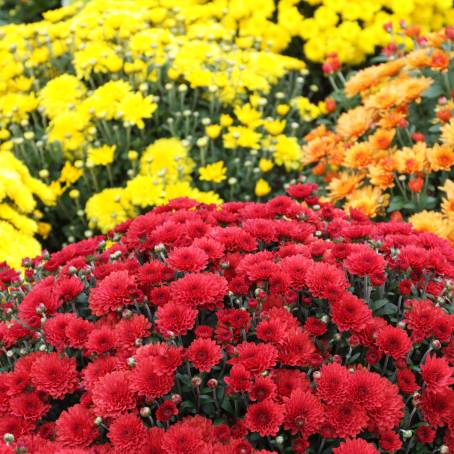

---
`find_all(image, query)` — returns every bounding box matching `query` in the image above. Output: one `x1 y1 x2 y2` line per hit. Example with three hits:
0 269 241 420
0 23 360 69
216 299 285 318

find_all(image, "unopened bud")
140 407 151 417
207 378 218 389
127 357 136 367
192 376 202 387
171 394 182 404
3 433 14 444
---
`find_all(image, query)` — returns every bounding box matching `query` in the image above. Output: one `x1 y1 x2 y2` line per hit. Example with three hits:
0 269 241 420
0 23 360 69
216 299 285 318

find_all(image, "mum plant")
0 184 452 453
303 26 454 244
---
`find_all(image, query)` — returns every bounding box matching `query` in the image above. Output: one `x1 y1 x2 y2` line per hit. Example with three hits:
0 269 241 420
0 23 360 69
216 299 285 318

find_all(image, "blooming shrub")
0 184 453 453
303 27 454 243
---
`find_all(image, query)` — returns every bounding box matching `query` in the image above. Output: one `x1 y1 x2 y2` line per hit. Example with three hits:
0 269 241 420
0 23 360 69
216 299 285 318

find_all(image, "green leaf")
387 196 405 212
422 83 444 99
375 303 398 316
371 298 389 311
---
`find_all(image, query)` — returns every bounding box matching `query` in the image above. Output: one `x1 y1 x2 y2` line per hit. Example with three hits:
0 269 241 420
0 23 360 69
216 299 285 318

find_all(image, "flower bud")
171 394 182 404
140 407 151 417
3 433 14 444
94 417 103 426
431 339 441 349
275 436 284 445
127 357 136 367
401 430 412 439
192 376 202 387
207 378 218 389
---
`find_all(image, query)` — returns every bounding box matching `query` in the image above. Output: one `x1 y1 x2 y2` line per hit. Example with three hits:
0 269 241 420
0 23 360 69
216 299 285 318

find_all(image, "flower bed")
0 185 453 453
303 27 454 244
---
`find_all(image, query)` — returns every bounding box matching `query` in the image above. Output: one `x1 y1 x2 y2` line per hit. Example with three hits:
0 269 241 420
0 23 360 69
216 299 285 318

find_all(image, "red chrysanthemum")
85 326 117 355
348 368 385 410
420 387 454 427
170 273 228 309
305 262 348 300
415 425 436 443
55 277 84 302
230 342 278 374
396 368 419 395
303 317 327 337
186 338 222 372
245 400 284 436
43 313 76 350
155 302 197 337
92 371 136 418
326 401 368 438
156 400 178 423
161 423 205 454
224 364 252 393
344 245 385 278
249 376 277 402
108 413 147 454
65 317 94 349
56 404 98 448
375 326 412 359
130 360 174 400
331 293 372 332
379 431 402 452
420 355 454 391
30 353 78 399
283 389 324 437
315 363 349 405
278 329 315 367
89 270 138 316
9 392 50 422
333 439 380 454
167 246 209 272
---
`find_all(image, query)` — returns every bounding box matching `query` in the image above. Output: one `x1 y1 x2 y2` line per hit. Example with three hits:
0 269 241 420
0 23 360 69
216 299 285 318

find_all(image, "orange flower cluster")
303 28 454 242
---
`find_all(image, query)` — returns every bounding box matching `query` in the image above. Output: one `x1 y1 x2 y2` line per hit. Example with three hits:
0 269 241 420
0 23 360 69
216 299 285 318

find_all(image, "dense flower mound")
303 27 454 242
0 184 453 453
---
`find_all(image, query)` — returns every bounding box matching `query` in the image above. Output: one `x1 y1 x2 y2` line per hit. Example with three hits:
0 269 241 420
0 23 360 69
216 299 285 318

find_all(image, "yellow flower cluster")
284 0 454 63
0 150 55 268
302 29 454 242
86 139 221 233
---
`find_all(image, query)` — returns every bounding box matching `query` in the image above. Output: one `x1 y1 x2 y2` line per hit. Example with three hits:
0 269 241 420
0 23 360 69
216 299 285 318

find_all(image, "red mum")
89 270 138 316
167 246 209 272
305 262 348 300
315 362 349 405
30 353 78 399
245 400 284 436
92 371 136 418
344 245 385 278
283 389 324 437
108 413 147 454
333 439 380 454
156 302 197 337
170 273 228 309
161 423 205 454
375 326 412 359
156 400 179 423
130 360 174 400
331 293 372 332
420 355 454 391
56 404 98 448
186 338 222 372
9 392 50 422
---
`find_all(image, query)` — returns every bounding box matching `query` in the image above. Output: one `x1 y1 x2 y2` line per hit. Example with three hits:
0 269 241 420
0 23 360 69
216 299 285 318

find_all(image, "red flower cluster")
0 185 453 453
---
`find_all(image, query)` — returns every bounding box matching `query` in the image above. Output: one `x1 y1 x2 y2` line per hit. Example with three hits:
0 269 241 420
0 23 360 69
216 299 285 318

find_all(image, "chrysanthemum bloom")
344 245 385 278
330 293 372 332
420 355 454 391
333 438 380 454
55 277 84 302
130 360 174 400
108 413 147 454
305 262 349 300
89 270 138 316
375 325 412 359
283 389 324 437
326 401 368 438
9 392 50 422
224 364 252 393
396 369 420 395
161 423 205 454
278 329 316 366
85 326 117 355
56 404 98 448
170 273 228 309
65 317 94 349
230 342 278 374
315 363 349 405
92 371 137 418
43 313 76 350
415 425 436 443
186 338 222 372
167 246 209 272
420 388 454 427
155 301 198 337
379 430 402 452
249 376 277 402
304 317 327 337
348 369 385 410
30 353 78 399
156 400 179 423
245 400 284 436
